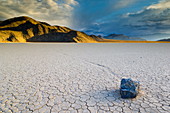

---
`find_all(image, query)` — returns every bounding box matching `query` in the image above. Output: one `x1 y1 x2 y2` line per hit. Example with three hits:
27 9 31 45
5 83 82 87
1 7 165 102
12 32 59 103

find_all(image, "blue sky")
0 0 170 40
72 0 170 40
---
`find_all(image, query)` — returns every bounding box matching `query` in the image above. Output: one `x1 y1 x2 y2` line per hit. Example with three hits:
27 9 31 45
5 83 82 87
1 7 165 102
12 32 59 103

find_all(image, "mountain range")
0 16 168 43
0 16 101 43
158 38 170 41
104 34 146 41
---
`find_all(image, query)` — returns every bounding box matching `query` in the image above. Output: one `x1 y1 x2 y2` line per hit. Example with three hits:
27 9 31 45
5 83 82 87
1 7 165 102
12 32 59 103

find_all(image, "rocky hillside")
0 16 100 43
104 34 146 41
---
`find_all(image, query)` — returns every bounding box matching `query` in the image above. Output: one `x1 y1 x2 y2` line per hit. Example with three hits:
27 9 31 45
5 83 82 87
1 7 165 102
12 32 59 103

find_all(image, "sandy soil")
0 43 170 113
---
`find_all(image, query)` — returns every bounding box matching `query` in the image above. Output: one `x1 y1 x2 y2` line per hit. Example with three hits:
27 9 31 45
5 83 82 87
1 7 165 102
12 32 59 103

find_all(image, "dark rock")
120 78 140 99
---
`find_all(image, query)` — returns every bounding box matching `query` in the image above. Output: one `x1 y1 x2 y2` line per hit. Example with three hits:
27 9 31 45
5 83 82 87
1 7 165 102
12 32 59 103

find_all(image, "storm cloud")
73 0 170 40
72 0 137 30
124 0 170 35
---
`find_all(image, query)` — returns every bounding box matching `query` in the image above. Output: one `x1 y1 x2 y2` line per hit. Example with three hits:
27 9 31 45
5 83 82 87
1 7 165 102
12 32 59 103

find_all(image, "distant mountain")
1 16 162 43
158 38 170 41
89 35 104 41
0 16 101 43
104 34 146 41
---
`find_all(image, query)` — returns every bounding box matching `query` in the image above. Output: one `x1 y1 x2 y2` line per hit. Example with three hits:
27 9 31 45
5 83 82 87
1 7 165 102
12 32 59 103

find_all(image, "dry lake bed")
0 43 170 113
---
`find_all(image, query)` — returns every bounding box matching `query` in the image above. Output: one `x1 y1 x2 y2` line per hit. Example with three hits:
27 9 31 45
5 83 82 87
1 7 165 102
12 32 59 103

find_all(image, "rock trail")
0 43 170 113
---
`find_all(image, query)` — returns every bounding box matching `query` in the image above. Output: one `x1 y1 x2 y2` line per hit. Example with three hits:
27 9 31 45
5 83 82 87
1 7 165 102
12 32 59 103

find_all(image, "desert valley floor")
0 43 170 113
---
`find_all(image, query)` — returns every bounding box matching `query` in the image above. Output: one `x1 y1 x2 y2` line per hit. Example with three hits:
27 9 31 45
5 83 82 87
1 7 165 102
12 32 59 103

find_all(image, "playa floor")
0 43 170 113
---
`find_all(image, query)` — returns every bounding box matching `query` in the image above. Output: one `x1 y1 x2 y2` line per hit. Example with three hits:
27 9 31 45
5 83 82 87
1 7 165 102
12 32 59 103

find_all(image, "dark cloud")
123 1 170 37
72 0 137 30
74 0 170 40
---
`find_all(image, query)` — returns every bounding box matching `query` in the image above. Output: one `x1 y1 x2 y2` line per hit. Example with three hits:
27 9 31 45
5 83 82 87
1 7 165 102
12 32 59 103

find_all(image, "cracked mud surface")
0 43 170 113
